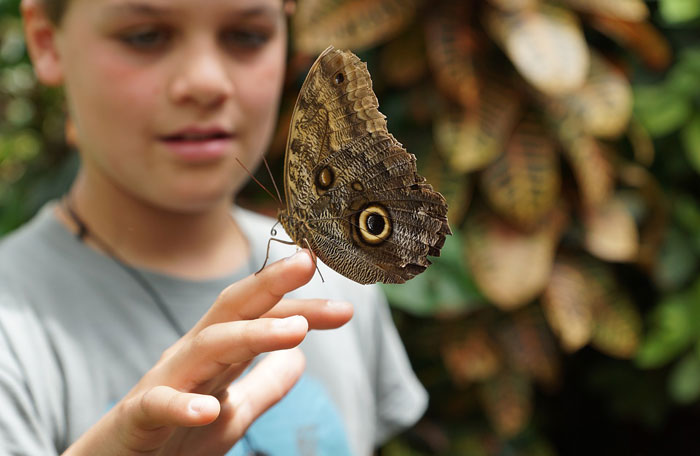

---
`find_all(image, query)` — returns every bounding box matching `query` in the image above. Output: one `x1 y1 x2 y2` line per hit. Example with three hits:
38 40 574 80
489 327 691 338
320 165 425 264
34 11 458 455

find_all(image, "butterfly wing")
281 46 450 284
283 46 386 212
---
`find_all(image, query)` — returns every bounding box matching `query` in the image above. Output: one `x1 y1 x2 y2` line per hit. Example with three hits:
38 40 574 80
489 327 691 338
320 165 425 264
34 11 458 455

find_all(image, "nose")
169 40 234 109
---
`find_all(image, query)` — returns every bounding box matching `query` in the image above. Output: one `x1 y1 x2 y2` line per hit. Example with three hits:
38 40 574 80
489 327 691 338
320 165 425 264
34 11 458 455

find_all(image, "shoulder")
0 203 67 329
0 244 70 453
0 203 53 253
0 202 101 318
0 204 60 286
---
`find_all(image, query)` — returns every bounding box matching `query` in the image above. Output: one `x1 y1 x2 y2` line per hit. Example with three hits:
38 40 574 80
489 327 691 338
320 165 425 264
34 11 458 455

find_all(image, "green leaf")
668 351 700 404
5 97 35 127
635 294 695 368
633 85 693 137
673 193 700 238
0 23 26 66
668 48 700 97
682 114 700 174
660 0 700 24
653 227 699 291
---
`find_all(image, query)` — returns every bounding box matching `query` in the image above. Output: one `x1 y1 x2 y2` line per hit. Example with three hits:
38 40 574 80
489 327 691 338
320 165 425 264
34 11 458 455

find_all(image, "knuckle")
263 276 285 302
226 389 254 432
213 285 248 321
159 344 177 361
115 394 138 424
138 386 161 418
191 325 216 351
239 323 262 359
213 288 229 311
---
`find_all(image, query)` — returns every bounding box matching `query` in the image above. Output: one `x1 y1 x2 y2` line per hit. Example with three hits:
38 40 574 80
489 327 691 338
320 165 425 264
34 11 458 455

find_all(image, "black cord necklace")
62 197 187 336
60 196 266 455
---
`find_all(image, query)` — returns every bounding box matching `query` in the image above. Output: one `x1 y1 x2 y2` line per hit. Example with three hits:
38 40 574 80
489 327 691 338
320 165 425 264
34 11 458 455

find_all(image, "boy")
0 0 427 454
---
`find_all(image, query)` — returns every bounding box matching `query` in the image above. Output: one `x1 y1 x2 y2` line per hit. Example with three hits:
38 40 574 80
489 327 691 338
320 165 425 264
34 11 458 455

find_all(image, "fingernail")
285 250 311 265
273 315 308 331
326 300 351 310
188 396 218 416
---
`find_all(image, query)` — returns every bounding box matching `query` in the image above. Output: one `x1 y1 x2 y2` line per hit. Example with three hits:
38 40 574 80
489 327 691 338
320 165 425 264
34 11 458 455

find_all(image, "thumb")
131 385 221 430
64 386 221 456
117 386 221 451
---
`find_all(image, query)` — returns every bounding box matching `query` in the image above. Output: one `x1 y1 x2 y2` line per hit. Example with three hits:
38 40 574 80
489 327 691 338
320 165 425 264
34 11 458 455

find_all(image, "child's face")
53 0 287 211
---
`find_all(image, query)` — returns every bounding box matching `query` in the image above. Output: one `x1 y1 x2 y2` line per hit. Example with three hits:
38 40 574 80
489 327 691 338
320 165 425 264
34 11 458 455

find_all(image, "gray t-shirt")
0 202 427 456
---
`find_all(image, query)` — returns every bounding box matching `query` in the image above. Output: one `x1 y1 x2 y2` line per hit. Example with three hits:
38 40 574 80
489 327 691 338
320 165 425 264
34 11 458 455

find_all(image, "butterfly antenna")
235 158 281 206
262 156 284 208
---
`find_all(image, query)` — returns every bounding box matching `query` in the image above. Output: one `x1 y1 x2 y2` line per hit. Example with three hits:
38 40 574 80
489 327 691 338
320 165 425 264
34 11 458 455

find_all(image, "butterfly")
274 45 451 284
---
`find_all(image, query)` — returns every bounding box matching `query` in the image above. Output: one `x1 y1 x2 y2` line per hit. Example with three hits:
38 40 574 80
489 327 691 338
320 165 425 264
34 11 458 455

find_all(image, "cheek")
96 51 161 114
240 58 285 144
229 57 284 192
64 53 163 182
68 47 161 133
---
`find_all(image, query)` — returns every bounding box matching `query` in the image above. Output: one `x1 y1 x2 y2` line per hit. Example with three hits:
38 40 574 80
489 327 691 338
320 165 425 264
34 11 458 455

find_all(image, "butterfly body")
278 46 450 284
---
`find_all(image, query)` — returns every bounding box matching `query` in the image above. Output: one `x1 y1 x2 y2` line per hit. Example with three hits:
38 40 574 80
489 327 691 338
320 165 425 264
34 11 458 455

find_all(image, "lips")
160 127 234 162
162 130 232 142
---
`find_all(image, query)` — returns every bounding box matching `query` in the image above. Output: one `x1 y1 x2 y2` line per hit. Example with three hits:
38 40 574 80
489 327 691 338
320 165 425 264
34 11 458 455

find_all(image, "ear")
21 0 64 86
284 0 296 16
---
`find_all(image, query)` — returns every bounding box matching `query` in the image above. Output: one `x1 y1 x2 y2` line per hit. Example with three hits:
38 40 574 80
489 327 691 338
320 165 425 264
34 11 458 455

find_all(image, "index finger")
191 249 315 334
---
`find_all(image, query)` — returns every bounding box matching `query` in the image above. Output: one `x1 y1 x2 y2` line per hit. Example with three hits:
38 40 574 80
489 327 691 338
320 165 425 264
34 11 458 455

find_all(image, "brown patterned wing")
279 46 450 284
282 45 386 213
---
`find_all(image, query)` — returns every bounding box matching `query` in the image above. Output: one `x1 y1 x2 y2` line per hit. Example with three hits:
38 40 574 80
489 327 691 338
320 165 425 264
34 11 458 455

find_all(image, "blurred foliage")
0 1 75 234
284 0 700 453
635 47 700 174
2 0 700 454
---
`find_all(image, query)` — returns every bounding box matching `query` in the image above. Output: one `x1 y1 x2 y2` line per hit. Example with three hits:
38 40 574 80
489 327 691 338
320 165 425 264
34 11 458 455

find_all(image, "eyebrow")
102 2 173 18
235 6 281 19
101 2 281 20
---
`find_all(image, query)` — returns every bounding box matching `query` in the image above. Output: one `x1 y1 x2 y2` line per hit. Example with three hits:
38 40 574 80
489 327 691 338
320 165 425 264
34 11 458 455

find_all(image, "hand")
63 250 353 456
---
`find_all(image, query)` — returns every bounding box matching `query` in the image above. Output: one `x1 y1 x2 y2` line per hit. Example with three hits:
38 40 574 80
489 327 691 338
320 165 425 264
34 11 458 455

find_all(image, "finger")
165 316 308 389
262 299 353 330
191 250 315 333
192 348 306 453
207 360 252 398
107 386 220 452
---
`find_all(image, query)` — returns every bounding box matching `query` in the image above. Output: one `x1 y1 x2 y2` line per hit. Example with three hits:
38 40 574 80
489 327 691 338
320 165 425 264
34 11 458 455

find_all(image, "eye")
119 27 171 51
222 28 271 50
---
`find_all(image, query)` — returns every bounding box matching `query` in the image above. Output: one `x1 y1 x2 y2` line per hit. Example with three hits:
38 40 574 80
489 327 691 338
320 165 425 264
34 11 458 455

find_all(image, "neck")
58 170 249 280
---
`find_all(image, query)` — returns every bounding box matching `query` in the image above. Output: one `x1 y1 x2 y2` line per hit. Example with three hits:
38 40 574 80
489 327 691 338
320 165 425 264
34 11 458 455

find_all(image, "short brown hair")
42 0 68 24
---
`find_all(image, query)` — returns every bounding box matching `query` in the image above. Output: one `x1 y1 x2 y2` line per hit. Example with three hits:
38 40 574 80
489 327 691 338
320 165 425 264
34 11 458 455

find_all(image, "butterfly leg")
301 238 325 283
256 237 325 283
256 237 298 275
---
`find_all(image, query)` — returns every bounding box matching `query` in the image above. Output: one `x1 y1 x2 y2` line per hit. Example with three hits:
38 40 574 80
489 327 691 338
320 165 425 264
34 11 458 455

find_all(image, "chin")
158 199 232 216
147 188 233 215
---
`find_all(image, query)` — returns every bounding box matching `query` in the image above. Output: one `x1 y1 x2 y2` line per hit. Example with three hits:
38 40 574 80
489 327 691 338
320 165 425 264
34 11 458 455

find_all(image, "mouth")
160 127 235 161
161 129 233 143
